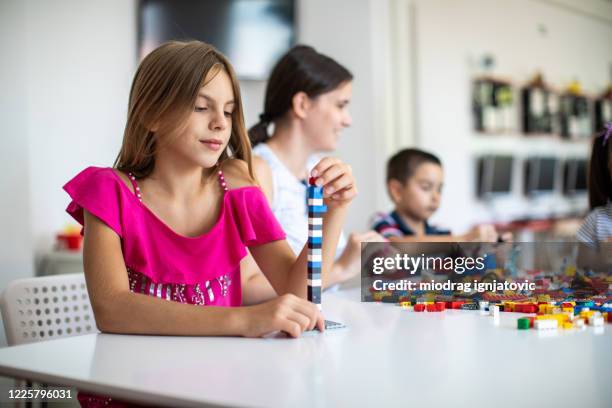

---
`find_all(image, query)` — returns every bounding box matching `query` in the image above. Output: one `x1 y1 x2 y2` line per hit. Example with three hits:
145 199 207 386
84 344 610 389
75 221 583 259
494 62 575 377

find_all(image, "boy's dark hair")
588 130 612 209
249 45 353 146
387 148 442 184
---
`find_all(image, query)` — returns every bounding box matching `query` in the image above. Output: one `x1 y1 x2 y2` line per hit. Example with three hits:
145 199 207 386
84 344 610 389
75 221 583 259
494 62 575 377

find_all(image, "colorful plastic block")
426 304 438 312
517 317 530 330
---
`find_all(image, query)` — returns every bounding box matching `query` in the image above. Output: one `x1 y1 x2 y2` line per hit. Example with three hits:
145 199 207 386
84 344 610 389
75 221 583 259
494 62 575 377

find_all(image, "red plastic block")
516 304 537 313
451 301 464 309
435 302 446 311
426 304 438 312
308 177 317 186
414 304 425 312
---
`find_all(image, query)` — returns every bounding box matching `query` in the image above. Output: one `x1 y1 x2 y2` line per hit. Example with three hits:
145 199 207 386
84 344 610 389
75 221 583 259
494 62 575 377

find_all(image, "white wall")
0 0 34 348
412 0 612 233
0 0 136 346
25 0 137 255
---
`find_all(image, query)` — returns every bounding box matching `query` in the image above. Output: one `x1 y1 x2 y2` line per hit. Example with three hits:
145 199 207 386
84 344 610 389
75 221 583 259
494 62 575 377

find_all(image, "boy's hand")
332 231 387 284
463 224 498 242
310 157 358 208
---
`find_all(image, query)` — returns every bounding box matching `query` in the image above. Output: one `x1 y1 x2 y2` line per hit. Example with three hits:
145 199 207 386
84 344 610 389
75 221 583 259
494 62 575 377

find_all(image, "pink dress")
63 166 286 407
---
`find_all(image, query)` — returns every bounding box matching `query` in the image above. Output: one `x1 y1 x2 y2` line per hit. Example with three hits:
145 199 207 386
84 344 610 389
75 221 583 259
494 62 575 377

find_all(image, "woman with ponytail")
241 45 383 304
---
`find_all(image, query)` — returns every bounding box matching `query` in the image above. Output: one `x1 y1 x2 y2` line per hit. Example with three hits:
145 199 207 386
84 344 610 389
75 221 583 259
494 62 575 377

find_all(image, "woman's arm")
247 157 355 297
250 156 358 290
248 205 348 297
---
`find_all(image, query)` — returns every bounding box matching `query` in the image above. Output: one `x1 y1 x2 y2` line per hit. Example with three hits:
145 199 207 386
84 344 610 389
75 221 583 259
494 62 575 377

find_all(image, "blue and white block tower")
307 177 326 310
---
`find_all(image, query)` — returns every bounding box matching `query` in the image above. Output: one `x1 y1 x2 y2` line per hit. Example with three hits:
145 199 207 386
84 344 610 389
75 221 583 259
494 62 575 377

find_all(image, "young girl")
241 45 381 304
64 41 356 406
577 125 612 270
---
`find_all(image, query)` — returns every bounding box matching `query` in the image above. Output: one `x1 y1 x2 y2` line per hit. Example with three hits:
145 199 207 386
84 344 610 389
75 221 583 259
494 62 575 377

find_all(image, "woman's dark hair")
588 130 612 209
248 45 353 146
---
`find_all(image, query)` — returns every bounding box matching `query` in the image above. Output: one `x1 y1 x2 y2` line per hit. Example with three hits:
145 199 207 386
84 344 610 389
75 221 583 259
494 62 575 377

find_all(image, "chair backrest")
0 273 98 346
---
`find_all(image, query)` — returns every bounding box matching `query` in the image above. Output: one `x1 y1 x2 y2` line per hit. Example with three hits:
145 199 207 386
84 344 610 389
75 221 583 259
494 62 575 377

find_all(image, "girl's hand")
310 157 358 208
240 294 325 338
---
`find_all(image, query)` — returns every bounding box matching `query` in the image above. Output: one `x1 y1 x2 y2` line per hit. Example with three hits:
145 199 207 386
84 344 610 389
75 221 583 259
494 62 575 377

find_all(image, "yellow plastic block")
537 295 551 303
400 302 411 308
563 322 573 329
372 292 385 301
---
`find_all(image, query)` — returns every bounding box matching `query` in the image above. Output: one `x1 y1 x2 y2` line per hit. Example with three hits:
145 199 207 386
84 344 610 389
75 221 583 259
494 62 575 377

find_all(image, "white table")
0 289 610 408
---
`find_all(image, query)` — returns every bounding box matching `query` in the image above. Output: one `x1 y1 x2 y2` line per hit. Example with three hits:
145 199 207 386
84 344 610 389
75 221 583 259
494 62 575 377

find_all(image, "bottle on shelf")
473 77 514 133
559 80 592 140
521 73 556 135
594 84 612 133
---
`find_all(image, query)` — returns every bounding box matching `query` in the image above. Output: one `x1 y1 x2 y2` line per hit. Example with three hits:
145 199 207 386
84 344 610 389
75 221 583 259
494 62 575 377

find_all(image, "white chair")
1 273 98 347
0 273 98 407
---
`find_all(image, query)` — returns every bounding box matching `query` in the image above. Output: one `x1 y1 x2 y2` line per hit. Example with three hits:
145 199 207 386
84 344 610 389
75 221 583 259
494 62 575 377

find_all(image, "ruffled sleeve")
63 167 126 237
230 187 286 246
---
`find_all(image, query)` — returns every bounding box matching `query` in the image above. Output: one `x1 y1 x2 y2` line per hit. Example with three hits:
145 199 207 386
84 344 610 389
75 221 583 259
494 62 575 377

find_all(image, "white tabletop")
0 289 610 408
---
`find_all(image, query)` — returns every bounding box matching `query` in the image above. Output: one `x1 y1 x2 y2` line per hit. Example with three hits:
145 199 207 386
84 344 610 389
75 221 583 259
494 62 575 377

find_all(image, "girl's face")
303 81 353 152
163 69 235 169
391 162 444 222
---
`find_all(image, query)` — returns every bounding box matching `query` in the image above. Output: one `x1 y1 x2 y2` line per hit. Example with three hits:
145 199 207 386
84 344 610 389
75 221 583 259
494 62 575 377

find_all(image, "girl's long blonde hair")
114 40 253 180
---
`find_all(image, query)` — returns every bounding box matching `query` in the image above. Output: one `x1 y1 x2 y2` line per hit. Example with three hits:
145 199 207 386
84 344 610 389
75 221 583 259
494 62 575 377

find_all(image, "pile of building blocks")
510 301 611 330
368 288 612 331
398 299 482 312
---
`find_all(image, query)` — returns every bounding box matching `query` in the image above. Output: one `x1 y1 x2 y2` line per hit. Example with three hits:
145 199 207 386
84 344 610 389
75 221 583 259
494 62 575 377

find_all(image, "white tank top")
253 143 347 258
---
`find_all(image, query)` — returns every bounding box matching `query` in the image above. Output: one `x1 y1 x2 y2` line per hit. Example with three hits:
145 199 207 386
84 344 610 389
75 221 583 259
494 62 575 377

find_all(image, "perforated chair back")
0 273 98 346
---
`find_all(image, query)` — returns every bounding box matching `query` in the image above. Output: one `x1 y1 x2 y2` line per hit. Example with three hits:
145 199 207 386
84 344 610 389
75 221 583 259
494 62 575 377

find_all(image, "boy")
372 148 501 242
